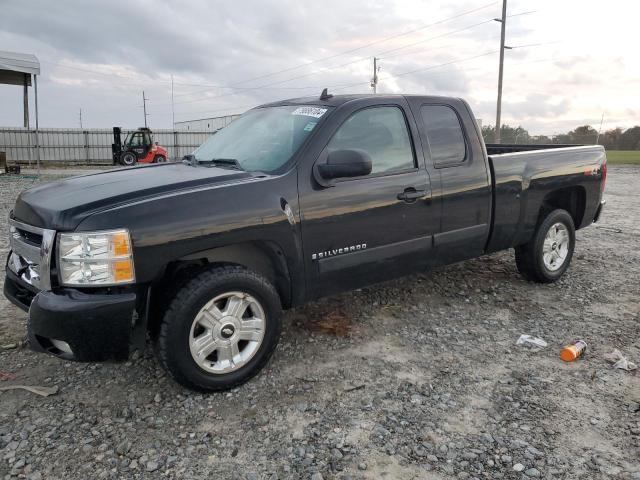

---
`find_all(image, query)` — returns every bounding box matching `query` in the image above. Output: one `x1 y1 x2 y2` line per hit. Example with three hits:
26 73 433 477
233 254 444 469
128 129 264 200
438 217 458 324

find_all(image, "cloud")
0 0 638 133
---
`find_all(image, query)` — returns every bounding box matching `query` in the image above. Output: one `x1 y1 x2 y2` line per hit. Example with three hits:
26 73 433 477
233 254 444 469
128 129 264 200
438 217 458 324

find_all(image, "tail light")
601 160 607 193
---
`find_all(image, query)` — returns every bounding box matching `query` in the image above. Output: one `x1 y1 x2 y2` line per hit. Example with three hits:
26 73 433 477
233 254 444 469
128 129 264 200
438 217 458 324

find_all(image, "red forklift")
112 127 169 166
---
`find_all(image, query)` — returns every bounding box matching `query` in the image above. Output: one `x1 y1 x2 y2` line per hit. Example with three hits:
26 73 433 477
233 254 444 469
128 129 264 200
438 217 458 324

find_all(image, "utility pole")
494 0 508 143
171 75 175 129
79 108 83 129
23 74 29 128
142 90 149 128
371 57 379 94
596 112 604 144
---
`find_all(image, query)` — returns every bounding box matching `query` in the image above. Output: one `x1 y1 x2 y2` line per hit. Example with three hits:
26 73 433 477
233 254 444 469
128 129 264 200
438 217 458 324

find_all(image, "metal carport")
0 50 41 173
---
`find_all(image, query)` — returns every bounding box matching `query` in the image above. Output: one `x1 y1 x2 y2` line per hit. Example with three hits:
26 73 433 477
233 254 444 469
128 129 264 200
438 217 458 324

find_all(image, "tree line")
482 124 640 150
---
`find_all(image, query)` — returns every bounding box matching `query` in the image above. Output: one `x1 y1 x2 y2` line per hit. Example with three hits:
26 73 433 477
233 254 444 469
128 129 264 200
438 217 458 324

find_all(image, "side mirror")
317 149 372 180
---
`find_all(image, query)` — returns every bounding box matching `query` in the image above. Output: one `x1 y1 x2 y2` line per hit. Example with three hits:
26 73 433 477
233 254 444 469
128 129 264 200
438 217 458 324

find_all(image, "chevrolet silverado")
5 92 607 391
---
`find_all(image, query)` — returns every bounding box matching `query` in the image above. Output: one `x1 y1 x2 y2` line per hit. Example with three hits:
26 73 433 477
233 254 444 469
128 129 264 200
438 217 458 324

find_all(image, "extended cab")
4 93 607 392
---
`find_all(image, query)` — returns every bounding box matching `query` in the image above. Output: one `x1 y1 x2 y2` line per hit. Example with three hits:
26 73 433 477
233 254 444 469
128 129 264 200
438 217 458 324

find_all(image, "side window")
327 106 415 175
420 105 466 167
129 133 143 146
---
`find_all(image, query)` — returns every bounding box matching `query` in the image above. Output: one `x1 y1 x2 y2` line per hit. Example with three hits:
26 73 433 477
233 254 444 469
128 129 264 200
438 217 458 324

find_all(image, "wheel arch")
148 241 292 336
537 186 586 230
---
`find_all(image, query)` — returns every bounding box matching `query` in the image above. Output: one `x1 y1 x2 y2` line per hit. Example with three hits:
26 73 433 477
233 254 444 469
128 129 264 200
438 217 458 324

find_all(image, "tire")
120 152 137 166
515 209 575 283
153 155 166 163
155 265 282 392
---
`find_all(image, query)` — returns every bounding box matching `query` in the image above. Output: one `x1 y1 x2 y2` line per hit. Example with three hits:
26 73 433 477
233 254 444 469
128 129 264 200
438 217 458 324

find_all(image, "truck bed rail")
486 144 583 155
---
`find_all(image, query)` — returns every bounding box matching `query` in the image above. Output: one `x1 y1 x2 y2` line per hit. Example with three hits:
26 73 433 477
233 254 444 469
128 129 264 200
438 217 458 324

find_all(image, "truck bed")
486 145 607 253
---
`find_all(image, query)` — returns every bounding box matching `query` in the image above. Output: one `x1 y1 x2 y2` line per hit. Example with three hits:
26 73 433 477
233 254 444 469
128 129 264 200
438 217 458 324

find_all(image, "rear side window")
328 106 415 175
420 105 466 167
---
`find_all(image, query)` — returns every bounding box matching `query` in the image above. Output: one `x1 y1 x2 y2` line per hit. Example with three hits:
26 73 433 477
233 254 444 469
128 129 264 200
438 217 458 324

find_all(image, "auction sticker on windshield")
292 107 328 118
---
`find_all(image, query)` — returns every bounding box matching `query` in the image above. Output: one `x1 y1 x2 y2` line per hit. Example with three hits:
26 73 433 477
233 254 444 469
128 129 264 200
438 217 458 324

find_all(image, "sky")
0 0 638 135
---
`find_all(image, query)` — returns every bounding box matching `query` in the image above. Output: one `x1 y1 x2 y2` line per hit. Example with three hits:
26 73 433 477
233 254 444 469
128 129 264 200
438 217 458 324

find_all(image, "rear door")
409 100 491 264
298 98 438 299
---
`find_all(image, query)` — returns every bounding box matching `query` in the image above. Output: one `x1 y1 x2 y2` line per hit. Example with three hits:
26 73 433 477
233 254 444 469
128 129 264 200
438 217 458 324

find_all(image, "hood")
12 163 254 230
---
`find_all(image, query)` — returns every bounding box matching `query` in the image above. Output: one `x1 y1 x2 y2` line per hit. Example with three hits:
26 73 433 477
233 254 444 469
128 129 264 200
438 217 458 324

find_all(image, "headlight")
57 229 135 286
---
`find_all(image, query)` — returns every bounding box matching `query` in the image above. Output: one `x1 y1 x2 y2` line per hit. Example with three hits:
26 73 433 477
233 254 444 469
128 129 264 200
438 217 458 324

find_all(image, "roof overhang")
0 50 40 86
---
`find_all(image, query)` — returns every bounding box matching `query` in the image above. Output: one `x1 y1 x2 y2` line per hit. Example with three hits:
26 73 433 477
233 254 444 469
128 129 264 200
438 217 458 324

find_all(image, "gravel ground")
1 167 639 480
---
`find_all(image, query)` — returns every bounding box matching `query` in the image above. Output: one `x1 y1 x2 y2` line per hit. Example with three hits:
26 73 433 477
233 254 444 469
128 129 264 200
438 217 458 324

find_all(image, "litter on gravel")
516 334 548 349
604 349 638 371
0 384 59 397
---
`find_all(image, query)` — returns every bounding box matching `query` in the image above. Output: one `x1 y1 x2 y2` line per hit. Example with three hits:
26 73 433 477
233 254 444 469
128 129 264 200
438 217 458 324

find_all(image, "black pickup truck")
5 93 607 392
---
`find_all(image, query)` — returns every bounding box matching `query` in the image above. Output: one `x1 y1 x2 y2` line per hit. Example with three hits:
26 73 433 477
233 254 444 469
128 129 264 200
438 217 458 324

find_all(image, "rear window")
420 105 466 167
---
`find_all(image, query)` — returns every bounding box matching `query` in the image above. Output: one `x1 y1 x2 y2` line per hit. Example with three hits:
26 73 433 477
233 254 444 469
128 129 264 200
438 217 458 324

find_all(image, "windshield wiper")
182 155 244 170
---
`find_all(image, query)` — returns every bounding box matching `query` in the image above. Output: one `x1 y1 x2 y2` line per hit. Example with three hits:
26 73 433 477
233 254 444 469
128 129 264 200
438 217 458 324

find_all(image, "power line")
217 1 499 88
379 33 501 61
377 19 495 59
172 53 560 119
384 50 498 79
378 10 533 61
158 50 561 121
164 53 560 121
159 4 507 101
167 18 505 107
170 40 551 111
40 3 498 95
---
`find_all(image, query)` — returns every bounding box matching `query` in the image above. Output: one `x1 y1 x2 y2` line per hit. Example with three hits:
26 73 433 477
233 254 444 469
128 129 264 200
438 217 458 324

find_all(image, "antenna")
320 88 333 100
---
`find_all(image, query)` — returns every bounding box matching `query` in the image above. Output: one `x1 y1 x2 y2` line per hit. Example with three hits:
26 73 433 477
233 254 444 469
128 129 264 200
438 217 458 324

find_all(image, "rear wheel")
155 265 282 392
515 209 575 283
120 152 137 166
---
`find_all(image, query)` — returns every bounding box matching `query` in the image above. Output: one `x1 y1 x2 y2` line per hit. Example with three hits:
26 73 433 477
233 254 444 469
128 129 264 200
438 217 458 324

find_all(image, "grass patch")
606 150 640 165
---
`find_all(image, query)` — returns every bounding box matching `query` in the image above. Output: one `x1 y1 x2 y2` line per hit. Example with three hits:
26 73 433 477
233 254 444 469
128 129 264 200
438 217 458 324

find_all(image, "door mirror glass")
317 149 372 180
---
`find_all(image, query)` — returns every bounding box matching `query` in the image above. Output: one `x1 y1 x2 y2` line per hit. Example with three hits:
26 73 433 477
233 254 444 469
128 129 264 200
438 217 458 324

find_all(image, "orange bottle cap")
560 346 578 362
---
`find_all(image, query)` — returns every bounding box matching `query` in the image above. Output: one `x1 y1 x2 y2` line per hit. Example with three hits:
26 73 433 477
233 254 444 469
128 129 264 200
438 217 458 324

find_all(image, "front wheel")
155 265 282 392
120 152 137 166
153 155 166 163
515 209 575 283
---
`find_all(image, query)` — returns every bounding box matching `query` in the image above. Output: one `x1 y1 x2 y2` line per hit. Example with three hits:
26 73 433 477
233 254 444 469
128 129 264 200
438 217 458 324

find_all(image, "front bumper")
4 271 137 362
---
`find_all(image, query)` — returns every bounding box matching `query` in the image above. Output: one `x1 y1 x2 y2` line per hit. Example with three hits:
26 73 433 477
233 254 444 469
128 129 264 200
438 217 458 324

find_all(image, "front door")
298 101 438 299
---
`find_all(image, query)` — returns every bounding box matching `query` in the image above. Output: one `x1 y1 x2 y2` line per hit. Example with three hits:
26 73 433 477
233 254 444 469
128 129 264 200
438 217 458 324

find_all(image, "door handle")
397 188 427 202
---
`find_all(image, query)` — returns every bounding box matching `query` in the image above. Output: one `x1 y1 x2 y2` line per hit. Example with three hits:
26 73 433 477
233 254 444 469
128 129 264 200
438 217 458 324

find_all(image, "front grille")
8 217 55 291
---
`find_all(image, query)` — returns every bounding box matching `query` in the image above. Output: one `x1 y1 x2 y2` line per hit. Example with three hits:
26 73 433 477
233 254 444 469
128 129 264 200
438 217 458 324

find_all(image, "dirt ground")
1 167 638 480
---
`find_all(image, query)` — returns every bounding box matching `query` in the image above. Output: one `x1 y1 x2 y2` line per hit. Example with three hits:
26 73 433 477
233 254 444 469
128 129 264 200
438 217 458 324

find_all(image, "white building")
174 114 241 132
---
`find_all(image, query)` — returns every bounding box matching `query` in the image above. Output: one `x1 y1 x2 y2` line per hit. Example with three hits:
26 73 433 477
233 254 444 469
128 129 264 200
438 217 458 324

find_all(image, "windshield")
192 105 331 173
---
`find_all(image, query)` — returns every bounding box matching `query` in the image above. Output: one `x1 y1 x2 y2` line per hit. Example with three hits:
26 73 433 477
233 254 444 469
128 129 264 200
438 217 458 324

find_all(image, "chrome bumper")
7 217 55 291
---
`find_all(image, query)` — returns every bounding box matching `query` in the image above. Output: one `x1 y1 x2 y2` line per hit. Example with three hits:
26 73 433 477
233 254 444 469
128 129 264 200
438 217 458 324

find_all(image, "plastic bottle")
560 340 587 362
